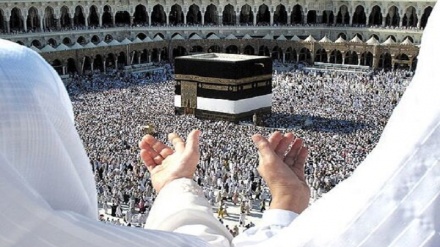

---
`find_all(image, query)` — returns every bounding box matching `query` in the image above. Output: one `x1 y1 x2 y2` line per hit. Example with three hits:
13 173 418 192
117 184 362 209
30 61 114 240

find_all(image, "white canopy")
132 37 143 43
303 35 316 42
144 36 153 42
189 34 202 40
334 36 346 43
276 35 287 41
291 35 302 42
70 42 83 49
207 33 220 40
107 39 121 46
225 34 237 40
83 42 97 48
40 45 56 52
319 36 332 43
262 34 273 40
96 40 108 47
401 37 413 45
366 36 380 45
172 34 185 40
350 36 363 43
242 34 252 39
382 36 396 45
120 38 132 45
56 43 70 51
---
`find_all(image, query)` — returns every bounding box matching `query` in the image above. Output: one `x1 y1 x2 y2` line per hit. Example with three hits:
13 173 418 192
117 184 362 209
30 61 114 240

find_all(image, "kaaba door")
181 81 197 115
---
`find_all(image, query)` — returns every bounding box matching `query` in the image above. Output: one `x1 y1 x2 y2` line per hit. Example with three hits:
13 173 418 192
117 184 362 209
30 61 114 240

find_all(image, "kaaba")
174 53 272 122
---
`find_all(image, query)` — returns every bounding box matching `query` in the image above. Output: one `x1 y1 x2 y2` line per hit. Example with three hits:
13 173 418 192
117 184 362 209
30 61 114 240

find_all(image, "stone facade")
0 0 435 72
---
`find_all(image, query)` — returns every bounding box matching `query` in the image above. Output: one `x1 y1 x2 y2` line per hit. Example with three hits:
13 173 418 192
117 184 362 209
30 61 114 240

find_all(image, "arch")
94 54 104 72
369 34 379 40
240 4 254 25
77 36 87 45
208 45 221 53
60 6 71 28
368 5 382 26
62 37 72 45
137 33 147 40
102 5 113 27
106 53 117 70
74 5 86 27
27 7 40 31
330 50 343 64
170 4 184 26
187 4 201 25
88 5 100 27
83 56 93 73
258 45 270 56
223 4 235 25
10 7 24 32
352 5 366 26
257 4 270 25
322 11 335 25
66 58 77 74
154 33 165 39
421 6 433 29
104 34 113 42
47 38 57 46
134 4 148 26
315 49 328 63
336 5 350 25
152 4 166 26
190 45 204 53
117 52 127 69
345 51 359 65
285 47 297 62
360 52 373 67
0 9 4 32
272 46 283 60
378 52 392 70
337 33 347 40
307 11 317 24
354 33 363 41
225 45 239 54
31 39 42 48
402 6 418 28
291 5 303 24
243 45 255 55
274 4 287 25
403 35 414 43
91 35 100 43
387 35 396 42
298 48 312 64
205 4 218 25
115 11 130 26
173 46 187 58
385 6 400 27
44 6 56 30
52 59 63 75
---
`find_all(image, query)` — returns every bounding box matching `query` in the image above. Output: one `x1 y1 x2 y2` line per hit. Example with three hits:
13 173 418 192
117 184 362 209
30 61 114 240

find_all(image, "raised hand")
139 129 201 193
252 131 310 214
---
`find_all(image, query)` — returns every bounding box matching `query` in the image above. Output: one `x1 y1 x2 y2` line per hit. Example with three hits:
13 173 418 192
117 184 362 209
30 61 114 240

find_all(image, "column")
166 12 169 26
130 16 134 26
218 14 222 25
40 16 44 31
90 58 94 72
56 17 61 30
382 16 386 27
201 11 205 25
357 53 361 65
148 54 151 63
103 58 106 72
296 54 299 63
148 11 152 26
99 13 103 27
327 51 330 63
282 53 286 63
137 53 141 64
270 12 274 26
399 19 403 28
349 16 353 26
342 56 345 64
158 53 161 63
85 14 89 27
23 14 28 32
112 13 116 27
287 13 291 25
70 17 74 28
184 11 187 25
253 12 256 25
302 11 306 24
333 15 337 25
236 12 240 25
6 20 10 33
62 66 66 75
417 19 421 29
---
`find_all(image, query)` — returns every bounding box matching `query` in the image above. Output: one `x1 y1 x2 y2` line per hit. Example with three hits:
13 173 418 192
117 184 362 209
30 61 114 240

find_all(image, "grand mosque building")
0 0 436 74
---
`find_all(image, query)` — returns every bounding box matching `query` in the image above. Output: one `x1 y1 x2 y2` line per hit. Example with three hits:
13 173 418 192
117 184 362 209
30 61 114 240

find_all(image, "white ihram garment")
234 3 440 247
0 40 214 247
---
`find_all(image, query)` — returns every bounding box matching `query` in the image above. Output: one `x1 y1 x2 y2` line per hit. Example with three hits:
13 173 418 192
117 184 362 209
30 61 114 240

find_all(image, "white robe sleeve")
145 178 233 247
232 209 298 247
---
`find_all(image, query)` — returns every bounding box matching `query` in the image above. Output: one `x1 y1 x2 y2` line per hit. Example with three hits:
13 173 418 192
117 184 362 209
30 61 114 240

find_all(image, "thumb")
252 134 276 159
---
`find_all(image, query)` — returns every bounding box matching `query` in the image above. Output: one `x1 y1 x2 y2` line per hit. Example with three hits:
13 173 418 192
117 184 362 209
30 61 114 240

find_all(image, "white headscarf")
255 4 440 247
0 40 207 247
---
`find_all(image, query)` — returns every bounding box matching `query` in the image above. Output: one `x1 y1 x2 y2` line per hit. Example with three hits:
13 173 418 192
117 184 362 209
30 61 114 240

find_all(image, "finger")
267 131 283 150
292 147 308 182
141 145 164 165
183 129 201 159
140 149 157 172
140 134 158 147
284 137 304 165
168 133 185 153
274 133 295 158
151 141 174 159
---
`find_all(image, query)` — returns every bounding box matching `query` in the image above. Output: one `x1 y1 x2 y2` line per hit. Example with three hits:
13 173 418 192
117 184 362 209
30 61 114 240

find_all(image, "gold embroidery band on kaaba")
175 74 272 85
